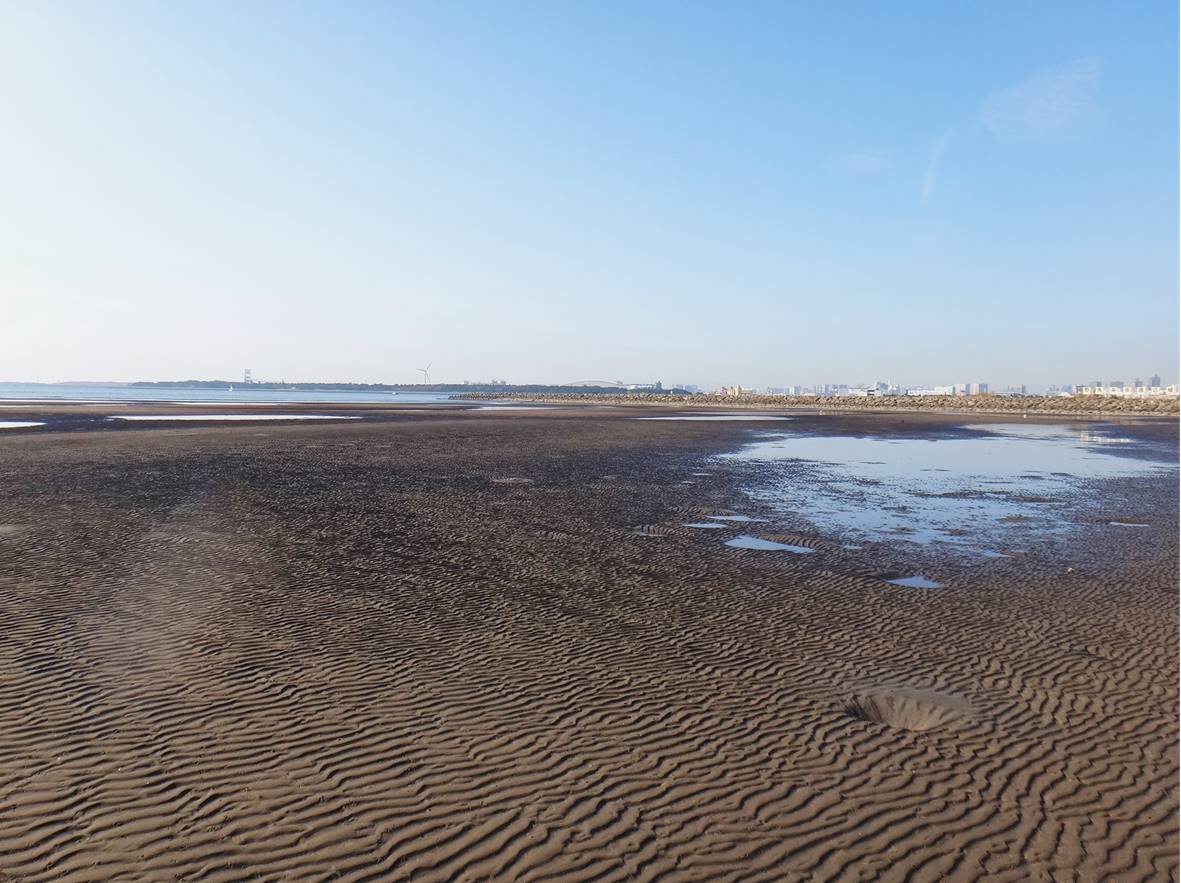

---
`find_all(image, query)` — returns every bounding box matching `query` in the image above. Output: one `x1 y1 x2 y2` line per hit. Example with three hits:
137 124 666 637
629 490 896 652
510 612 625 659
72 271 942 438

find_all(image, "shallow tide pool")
720 422 1176 553
886 575 942 589
725 535 815 553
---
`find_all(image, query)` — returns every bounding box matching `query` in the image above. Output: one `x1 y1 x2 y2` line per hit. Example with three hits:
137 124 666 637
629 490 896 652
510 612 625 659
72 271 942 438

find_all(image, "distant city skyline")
3 369 1176 398
1 3 1176 387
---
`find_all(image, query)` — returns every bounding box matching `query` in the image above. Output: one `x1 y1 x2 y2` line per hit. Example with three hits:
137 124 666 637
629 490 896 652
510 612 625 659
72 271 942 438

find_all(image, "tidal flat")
0 404 1175 881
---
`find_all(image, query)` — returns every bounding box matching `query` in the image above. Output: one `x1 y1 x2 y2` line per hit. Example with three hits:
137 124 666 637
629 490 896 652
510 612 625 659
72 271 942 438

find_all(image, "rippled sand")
0 409 1175 881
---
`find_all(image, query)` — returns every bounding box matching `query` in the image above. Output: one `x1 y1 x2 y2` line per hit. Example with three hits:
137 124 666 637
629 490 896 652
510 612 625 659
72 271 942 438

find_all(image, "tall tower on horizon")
244 368 253 384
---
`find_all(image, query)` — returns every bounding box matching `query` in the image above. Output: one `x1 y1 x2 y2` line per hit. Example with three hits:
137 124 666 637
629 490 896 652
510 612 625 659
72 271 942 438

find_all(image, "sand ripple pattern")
0 420 1176 882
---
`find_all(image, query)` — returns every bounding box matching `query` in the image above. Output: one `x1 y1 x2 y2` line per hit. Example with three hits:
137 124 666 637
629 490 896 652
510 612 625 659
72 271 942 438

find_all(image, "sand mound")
846 687 973 732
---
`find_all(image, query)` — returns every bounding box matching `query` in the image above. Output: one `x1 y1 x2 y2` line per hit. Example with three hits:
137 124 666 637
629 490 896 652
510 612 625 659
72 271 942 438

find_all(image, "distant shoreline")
122 381 642 394
451 390 1180 418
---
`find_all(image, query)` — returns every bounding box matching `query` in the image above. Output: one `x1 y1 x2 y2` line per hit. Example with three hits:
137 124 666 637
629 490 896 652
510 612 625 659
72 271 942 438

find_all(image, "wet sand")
0 407 1176 881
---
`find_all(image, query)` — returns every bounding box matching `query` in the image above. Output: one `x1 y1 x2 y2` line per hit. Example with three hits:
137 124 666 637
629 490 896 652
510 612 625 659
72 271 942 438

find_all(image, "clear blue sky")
2 1 1176 389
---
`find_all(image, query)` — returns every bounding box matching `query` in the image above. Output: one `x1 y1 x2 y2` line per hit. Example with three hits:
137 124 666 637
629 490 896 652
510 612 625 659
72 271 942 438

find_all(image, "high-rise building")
1150 373 1162 388
244 368 253 384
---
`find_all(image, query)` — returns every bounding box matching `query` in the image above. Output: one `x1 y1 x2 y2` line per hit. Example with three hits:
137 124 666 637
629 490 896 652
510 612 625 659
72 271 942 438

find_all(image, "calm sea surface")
0 383 454 405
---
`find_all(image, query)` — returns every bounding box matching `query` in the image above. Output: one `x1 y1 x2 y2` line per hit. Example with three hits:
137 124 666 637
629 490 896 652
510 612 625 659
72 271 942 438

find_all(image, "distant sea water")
0 383 455 405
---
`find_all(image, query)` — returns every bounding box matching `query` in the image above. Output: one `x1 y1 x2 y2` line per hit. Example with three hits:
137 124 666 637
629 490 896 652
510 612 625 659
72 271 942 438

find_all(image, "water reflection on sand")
109 415 360 422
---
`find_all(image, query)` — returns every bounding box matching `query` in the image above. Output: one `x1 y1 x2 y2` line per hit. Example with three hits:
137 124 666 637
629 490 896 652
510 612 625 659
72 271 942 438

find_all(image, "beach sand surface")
0 410 1175 881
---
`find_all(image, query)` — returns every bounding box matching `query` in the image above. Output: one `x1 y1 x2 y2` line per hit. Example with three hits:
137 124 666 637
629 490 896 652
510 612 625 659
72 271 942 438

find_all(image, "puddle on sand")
721 422 1175 554
637 415 794 422
726 535 815 553
0 421 44 429
706 514 765 523
886 575 942 589
980 550 1011 558
682 522 728 529
110 415 359 422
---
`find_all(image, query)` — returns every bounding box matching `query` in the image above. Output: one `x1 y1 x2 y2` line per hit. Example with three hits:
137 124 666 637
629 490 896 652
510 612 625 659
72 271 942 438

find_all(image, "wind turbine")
417 362 432 385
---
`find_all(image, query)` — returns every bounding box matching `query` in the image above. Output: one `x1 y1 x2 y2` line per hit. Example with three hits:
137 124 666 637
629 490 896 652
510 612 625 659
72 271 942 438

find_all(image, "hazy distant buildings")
1072 371 1175 397
730 373 1172 400
243 368 253 384
900 382 988 396
1078 382 1177 398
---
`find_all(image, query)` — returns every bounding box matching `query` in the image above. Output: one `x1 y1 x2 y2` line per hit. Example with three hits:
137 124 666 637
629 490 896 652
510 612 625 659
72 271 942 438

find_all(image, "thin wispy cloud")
979 56 1103 144
921 57 1102 203
920 133 950 204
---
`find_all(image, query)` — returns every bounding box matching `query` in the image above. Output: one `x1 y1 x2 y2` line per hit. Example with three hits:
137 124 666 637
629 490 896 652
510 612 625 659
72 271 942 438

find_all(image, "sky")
1 1 1177 390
